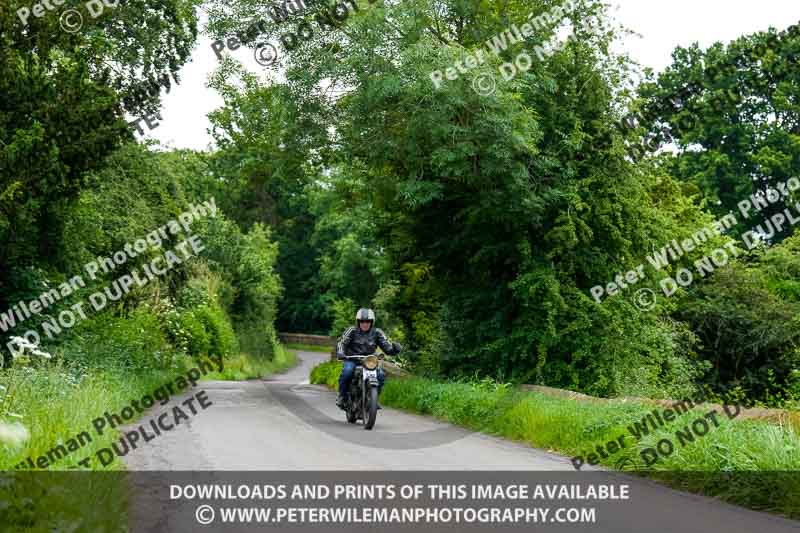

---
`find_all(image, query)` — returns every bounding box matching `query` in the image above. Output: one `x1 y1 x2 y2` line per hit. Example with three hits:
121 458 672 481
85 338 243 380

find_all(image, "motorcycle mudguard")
363 368 379 386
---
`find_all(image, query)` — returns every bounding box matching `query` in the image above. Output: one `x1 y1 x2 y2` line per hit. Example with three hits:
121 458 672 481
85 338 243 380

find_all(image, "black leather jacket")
336 325 399 359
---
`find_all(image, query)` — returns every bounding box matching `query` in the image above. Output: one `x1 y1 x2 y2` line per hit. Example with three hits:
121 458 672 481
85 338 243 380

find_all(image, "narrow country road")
124 349 569 470
123 350 800 532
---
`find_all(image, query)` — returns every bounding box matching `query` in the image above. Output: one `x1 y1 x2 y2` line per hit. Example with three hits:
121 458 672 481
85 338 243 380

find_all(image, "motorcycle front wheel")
364 386 378 430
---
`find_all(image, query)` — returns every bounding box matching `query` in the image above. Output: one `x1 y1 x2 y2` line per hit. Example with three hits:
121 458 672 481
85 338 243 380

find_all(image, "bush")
328 298 355 337
61 306 177 372
310 360 342 389
177 310 211 359
176 276 212 310
678 238 800 407
195 303 239 359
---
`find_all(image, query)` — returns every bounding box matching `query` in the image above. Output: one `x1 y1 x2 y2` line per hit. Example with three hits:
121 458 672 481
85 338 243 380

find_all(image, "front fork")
362 369 379 404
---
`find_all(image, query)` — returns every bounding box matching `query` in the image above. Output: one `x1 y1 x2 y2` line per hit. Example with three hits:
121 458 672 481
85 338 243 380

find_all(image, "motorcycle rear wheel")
346 387 358 423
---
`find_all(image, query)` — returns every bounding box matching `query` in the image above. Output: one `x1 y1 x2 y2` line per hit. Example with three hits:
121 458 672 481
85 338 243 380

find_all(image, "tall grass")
0 360 177 531
1 347 297 471
0 361 177 471
200 344 297 381
285 343 334 353
309 360 800 517
310 359 342 388
0 345 298 530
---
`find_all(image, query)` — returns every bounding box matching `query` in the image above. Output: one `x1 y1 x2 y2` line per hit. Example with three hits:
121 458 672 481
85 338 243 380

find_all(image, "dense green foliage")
1 141 283 369
1 0 199 313
0 0 286 478
2 0 799 492
677 234 800 403
203 0 800 406
0 142 287 471
204 80 329 333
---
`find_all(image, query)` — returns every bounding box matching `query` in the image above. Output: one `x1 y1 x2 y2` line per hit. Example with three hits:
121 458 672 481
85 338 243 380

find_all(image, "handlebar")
340 353 388 361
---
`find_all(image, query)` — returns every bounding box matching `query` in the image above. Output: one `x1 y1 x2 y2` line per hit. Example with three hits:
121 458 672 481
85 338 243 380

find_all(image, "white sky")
146 0 800 151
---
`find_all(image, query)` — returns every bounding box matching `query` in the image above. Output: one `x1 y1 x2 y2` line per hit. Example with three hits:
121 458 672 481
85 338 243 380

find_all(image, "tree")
204 0 714 396
678 233 800 405
637 24 800 242
207 68 330 332
0 0 199 316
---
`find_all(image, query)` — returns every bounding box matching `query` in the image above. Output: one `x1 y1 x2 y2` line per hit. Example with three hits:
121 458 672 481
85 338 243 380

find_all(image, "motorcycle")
341 353 383 430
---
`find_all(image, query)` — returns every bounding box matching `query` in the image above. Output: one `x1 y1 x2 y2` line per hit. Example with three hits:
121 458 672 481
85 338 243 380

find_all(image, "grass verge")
309 360 800 518
284 343 334 353
0 346 299 530
201 344 297 381
310 359 342 388
1 348 298 471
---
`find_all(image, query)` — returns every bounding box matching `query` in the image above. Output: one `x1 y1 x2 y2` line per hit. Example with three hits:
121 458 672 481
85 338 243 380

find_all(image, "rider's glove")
392 342 403 354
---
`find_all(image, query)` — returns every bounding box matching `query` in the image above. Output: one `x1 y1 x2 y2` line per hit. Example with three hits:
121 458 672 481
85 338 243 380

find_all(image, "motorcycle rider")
335 308 402 410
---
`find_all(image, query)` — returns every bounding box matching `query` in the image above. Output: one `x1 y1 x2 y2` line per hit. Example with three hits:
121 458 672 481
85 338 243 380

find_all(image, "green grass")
1 361 182 471
1 348 298 472
200 344 297 380
0 345 299 530
310 359 342 388
0 361 179 530
309 360 800 518
285 343 334 353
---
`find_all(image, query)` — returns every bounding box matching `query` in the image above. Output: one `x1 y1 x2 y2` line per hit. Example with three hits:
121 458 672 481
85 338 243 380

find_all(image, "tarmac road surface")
123 350 800 532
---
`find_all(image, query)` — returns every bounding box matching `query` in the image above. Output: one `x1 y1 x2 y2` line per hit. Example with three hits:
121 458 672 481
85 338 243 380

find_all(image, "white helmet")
355 308 375 325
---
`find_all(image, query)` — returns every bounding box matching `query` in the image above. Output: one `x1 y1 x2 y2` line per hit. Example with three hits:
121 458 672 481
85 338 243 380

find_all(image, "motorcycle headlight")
363 355 379 370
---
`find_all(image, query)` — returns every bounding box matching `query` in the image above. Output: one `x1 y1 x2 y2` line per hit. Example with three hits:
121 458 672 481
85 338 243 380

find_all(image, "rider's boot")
336 394 346 409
